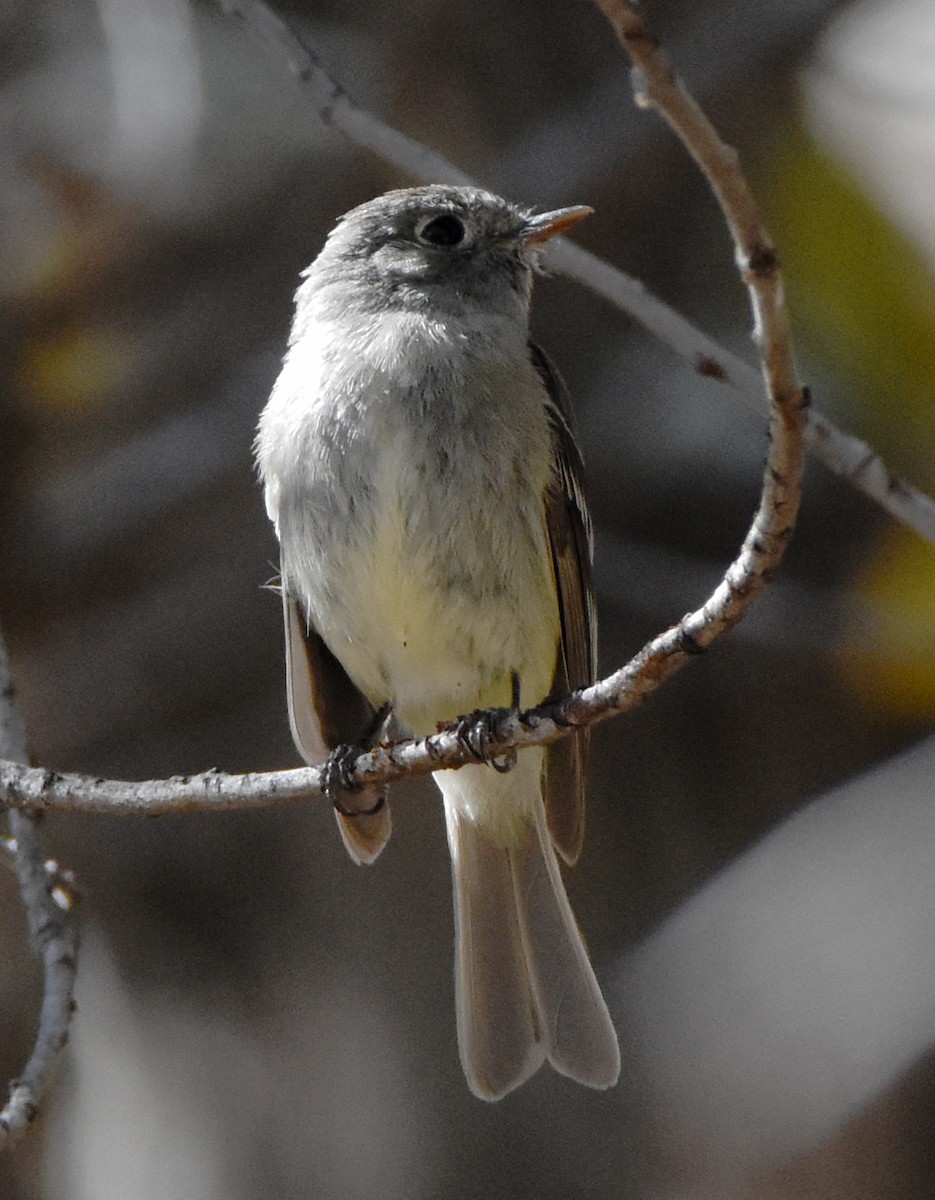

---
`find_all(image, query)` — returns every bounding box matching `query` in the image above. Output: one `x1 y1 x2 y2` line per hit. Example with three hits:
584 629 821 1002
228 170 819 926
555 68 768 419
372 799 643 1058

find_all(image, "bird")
256 184 619 1100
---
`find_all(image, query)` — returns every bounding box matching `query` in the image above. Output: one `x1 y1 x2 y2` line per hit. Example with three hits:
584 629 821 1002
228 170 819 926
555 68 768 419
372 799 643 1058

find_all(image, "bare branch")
0 632 79 1147
219 0 474 188
0 0 807 820
219 0 935 546
546 240 935 542
590 0 802 414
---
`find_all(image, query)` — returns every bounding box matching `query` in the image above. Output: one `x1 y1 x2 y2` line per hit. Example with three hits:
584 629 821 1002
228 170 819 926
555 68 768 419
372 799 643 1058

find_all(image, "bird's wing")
530 342 596 866
282 581 392 864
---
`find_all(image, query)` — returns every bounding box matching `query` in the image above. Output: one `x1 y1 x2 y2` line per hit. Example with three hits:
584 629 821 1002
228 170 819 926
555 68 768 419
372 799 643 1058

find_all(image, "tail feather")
446 801 546 1100
441 763 619 1100
512 802 620 1088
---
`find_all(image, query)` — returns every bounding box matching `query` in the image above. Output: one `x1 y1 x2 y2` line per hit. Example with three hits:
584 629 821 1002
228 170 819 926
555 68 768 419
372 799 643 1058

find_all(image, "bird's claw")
321 744 385 817
450 707 517 775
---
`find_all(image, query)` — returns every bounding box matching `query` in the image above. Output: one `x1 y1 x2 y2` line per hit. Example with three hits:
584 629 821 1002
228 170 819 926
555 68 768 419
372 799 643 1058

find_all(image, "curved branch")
219 0 935 546
0 0 806 819
589 0 804 423
0 632 79 1147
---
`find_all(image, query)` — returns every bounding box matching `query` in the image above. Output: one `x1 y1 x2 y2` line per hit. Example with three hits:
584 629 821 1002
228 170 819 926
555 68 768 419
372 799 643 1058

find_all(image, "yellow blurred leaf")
842 528 935 719
762 123 935 486
18 325 136 415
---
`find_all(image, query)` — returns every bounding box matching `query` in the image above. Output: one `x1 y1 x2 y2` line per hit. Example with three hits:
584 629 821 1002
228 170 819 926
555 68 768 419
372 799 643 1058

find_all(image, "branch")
0 0 806 818
220 0 935 546
591 1 801 407
0 631 79 1147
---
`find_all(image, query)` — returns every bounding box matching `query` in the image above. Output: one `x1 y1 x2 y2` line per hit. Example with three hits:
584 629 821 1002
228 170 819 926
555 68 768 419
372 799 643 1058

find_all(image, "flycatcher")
256 184 619 1099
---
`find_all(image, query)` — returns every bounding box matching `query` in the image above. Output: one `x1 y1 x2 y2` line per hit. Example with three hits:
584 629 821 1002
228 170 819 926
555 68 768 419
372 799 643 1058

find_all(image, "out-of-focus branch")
219 0 935 546
219 0 474 188
0 631 79 1147
0 0 807 817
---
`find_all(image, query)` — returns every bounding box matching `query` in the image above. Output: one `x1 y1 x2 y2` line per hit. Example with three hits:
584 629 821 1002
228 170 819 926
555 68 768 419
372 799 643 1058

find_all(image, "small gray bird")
256 184 619 1100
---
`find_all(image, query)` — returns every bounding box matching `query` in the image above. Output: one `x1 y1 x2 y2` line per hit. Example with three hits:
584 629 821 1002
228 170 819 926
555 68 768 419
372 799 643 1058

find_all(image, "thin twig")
591 0 802 411
0 0 807 818
0 631 79 1147
219 0 935 546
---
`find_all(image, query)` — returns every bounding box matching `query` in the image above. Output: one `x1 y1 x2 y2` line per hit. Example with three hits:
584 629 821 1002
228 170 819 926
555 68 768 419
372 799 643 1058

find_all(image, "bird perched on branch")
256 184 619 1100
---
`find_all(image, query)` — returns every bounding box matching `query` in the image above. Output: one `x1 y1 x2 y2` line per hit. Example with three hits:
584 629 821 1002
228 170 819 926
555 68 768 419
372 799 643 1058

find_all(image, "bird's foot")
448 674 520 775
321 702 392 816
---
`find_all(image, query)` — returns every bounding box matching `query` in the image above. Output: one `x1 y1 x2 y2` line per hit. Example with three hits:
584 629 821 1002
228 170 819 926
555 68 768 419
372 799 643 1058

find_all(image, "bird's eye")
415 213 467 247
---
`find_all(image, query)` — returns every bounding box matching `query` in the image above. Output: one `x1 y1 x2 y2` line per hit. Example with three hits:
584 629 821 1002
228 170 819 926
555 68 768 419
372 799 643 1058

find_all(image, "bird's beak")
519 205 593 245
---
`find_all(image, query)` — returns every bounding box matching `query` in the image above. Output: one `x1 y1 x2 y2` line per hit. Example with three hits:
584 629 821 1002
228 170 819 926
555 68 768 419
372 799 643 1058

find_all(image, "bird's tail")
439 751 619 1101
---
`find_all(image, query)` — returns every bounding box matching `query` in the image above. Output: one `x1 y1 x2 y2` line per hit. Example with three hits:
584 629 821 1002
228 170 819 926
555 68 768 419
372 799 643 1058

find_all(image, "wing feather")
530 343 596 866
282 583 391 864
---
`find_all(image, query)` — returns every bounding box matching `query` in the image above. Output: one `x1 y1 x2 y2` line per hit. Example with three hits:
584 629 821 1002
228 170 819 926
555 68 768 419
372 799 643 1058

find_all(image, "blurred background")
2 0 935 1195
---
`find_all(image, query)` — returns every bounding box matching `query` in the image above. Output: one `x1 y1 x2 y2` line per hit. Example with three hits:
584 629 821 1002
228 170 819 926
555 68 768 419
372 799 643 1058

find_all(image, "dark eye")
415 213 466 247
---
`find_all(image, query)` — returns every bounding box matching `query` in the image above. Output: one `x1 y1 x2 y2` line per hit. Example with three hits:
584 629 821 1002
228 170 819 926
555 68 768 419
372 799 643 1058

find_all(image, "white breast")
258 309 561 736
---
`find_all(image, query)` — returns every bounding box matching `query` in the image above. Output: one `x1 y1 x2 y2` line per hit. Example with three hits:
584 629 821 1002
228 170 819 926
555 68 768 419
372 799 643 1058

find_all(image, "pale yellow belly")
314 492 560 738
